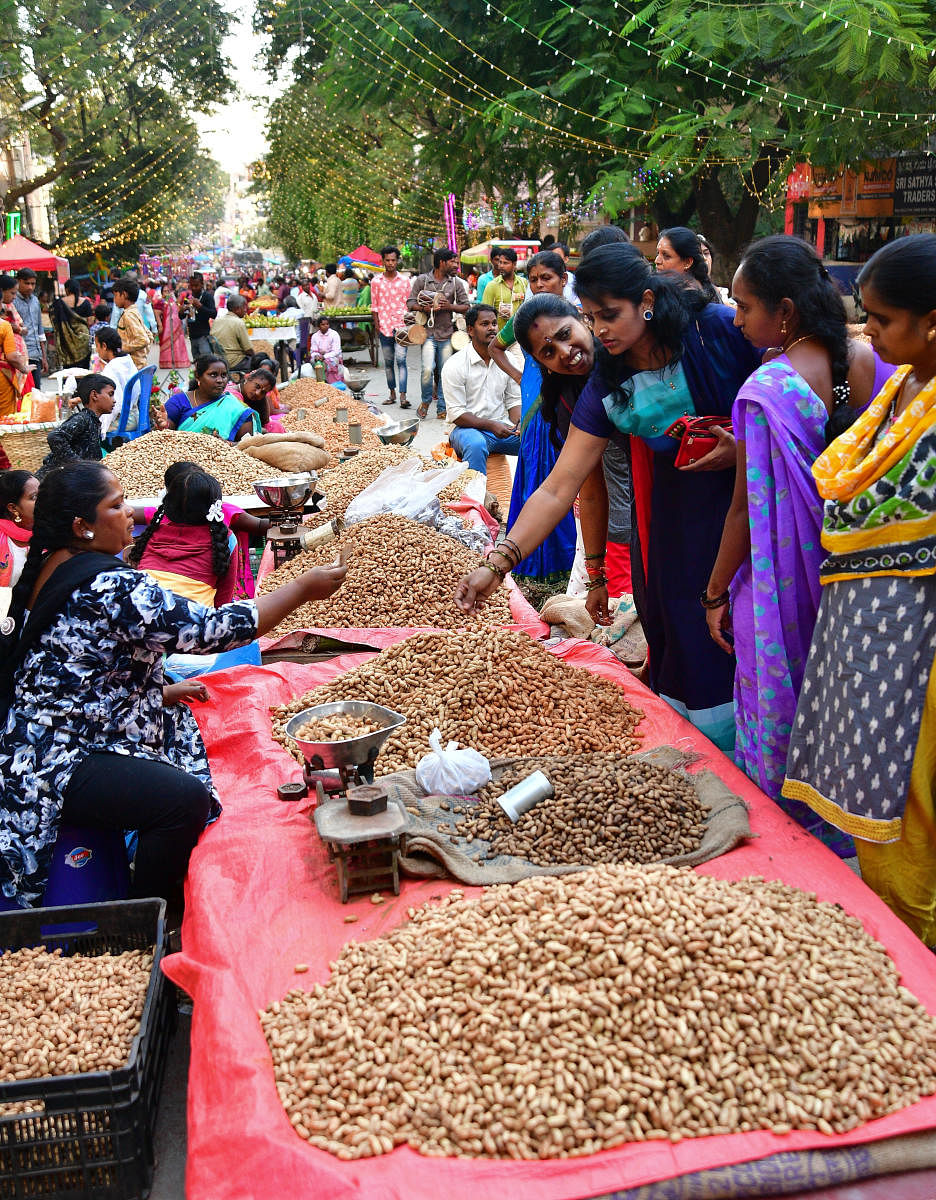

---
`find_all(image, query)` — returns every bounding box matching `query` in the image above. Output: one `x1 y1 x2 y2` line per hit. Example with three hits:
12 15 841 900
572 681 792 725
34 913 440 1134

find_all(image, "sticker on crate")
64 846 93 869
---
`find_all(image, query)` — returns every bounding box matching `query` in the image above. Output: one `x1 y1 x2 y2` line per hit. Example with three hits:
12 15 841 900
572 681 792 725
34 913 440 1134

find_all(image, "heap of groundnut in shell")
261 864 936 1160
272 629 644 774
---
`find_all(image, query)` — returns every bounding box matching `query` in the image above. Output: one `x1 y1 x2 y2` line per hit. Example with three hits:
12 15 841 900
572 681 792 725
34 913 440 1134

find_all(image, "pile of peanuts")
293 713 383 743
259 513 512 634
459 753 706 865
279 383 383 461
106 430 288 498
261 864 936 1159
0 947 153 1083
272 629 643 774
305 449 477 531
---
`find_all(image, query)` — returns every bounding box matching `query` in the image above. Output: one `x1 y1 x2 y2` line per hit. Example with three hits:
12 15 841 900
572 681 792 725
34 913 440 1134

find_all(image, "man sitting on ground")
441 304 520 476
211 295 254 373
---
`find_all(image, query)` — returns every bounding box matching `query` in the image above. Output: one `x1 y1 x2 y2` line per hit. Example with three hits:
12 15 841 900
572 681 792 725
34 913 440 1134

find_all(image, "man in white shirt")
442 303 521 475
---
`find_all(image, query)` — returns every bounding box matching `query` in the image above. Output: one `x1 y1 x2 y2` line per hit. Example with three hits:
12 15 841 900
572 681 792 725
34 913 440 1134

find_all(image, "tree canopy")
1 0 231 252
254 0 936 264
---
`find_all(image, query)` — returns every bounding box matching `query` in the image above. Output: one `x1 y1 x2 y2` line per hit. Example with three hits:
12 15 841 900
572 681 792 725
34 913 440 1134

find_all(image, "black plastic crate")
0 899 174 1199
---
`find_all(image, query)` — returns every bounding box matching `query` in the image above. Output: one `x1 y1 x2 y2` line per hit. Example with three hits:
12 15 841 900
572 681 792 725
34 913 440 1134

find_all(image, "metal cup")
348 421 362 444
495 771 553 823
334 406 348 423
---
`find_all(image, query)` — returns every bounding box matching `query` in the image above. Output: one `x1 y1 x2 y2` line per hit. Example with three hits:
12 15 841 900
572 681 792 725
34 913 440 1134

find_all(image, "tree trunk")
693 155 773 282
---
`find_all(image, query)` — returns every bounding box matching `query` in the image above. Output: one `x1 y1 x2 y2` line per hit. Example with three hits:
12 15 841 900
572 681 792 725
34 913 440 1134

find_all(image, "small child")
88 302 112 357
128 463 238 605
38 374 114 478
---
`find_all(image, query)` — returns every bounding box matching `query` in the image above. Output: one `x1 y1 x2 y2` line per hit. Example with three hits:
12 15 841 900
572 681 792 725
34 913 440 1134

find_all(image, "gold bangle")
480 560 506 582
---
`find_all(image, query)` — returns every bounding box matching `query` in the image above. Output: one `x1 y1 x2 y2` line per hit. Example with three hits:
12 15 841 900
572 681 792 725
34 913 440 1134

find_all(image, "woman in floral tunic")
0 462 347 907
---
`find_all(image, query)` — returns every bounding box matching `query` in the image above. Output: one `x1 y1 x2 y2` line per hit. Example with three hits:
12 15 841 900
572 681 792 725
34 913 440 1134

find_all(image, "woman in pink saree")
154 283 190 370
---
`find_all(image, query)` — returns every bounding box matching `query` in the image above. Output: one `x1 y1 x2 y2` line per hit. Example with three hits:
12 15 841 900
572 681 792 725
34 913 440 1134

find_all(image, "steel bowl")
285 701 407 769
252 473 318 510
376 419 419 447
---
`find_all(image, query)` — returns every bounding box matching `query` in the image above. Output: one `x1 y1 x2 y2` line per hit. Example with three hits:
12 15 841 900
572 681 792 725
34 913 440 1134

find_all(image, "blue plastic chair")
104 364 156 449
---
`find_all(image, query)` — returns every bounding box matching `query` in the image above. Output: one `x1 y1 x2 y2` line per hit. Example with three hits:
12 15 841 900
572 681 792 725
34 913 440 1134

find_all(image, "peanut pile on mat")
280 382 382 461
261 864 936 1160
0 947 153 1083
272 629 643 773
259 513 512 634
305 448 478 531
106 430 287 498
459 753 706 865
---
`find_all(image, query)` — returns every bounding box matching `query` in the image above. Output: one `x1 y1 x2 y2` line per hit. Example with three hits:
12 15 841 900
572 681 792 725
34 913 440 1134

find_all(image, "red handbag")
665 414 733 467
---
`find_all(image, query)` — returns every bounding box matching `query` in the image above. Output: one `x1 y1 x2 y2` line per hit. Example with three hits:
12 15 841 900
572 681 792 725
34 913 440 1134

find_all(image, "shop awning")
0 234 69 279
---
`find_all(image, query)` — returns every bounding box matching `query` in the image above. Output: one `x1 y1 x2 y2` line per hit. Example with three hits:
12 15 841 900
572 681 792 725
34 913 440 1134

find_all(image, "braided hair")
737 234 851 443
9 463 113 634
128 466 229 581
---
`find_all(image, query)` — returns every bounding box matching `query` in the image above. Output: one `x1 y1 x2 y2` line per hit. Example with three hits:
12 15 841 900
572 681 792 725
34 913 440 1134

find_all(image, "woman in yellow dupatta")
783 234 936 944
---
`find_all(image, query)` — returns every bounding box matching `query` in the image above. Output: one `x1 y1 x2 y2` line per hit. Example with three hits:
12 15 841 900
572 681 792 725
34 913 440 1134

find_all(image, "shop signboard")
894 155 936 215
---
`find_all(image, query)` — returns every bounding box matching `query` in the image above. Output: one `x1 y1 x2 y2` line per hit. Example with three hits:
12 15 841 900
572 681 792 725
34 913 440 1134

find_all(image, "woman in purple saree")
704 236 893 855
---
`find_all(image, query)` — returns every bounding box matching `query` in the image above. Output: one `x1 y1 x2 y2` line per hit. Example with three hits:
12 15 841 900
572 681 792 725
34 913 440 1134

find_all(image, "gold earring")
928 329 936 343
12 512 21 524
780 320 787 336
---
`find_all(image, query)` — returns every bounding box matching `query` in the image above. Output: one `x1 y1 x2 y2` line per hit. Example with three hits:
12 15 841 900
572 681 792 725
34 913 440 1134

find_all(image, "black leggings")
62 753 212 900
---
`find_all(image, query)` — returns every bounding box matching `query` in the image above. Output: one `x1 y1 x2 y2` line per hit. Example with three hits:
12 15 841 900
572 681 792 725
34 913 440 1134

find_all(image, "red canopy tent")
0 234 69 281
347 244 382 267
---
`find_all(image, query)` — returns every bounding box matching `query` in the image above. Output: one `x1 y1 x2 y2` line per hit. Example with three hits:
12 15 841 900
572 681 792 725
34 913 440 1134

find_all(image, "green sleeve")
495 314 516 349
481 280 498 307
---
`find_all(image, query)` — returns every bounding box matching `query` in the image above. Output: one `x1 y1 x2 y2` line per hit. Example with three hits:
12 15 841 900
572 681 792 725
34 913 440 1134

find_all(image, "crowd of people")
454 230 936 947
0 228 933 954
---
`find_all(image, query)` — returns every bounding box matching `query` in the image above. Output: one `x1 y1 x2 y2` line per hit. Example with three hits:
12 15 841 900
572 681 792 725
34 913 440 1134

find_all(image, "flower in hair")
206 500 224 524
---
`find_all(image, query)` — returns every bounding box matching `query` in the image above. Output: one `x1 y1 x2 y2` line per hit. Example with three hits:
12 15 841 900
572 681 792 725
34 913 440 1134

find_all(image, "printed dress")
0 568 257 905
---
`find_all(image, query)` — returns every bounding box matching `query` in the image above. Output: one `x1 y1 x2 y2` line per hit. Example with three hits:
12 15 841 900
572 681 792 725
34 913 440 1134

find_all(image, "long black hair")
659 227 719 304
9 462 113 633
128 466 230 581
575 244 691 382
857 233 936 314
738 234 851 442
0 470 35 520
514 294 593 450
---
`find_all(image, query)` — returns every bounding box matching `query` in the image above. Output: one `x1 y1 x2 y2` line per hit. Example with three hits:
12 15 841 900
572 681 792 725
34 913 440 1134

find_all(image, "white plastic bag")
415 728 492 795
344 459 467 526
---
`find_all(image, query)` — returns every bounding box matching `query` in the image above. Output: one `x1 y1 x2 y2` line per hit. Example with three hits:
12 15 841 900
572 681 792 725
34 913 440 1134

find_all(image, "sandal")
400 399 412 409
383 396 396 405
417 401 430 419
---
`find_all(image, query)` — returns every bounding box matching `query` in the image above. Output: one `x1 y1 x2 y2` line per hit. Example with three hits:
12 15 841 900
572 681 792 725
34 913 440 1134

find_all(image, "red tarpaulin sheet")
162 640 936 1200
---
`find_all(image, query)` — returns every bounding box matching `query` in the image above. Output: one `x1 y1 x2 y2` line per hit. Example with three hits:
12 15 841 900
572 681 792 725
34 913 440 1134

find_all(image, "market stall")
321 311 377 366
163 644 936 1200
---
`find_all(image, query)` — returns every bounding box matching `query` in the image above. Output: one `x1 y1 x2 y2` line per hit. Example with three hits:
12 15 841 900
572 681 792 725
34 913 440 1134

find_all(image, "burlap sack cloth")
370 747 751 885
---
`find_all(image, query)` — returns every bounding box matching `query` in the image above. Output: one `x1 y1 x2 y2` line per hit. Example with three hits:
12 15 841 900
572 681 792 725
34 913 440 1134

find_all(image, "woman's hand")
679 424 736 472
152 405 169 430
455 567 501 614
163 680 210 706
299 561 348 601
585 584 612 626
706 600 734 654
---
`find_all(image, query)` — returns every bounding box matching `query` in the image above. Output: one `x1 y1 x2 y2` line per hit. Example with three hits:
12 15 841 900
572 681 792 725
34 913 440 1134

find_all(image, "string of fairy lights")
25 0 936 255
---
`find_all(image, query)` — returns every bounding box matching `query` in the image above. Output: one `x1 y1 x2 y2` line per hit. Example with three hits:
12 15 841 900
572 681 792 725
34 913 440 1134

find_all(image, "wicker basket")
0 422 56 470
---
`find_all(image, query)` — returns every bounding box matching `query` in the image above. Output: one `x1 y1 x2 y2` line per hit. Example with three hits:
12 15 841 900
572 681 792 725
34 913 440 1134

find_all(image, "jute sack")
240 433 331 473
379 746 752 886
